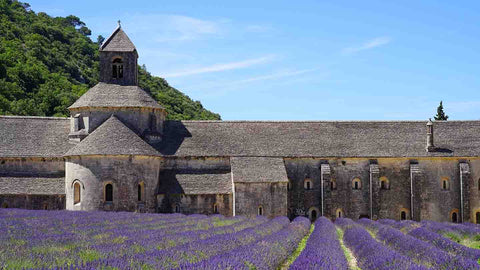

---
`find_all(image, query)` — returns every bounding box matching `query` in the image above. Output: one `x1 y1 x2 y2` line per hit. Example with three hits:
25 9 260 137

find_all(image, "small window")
380 177 389 190
174 204 180 213
304 179 312 190
105 183 113 202
137 182 145 202
401 211 407 220
74 182 81 204
42 203 49 210
478 178 480 191
476 211 480 224
258 206 263 216
330 179 337 190
441 178 450 190
336 208 344 218
149 113 156 131
287 181 291 191
213 203 218 214
352 178 361 190
112 58 123 79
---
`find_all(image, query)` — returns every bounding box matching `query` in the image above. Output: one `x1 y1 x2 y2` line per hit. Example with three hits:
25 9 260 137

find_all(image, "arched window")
112 58 123 79
308 207 319 222
104 183 113 202
450 209 459 223
352 178 361 190
336 208 344 218
174 204 180 213
213 203 218 214
74 182 81 204
441 177 450 190
137 182 145 202
304 179 312 190
330 179 337 190
287 180 291 191
258 206 263 216
380 177 389 190
42 203 49 210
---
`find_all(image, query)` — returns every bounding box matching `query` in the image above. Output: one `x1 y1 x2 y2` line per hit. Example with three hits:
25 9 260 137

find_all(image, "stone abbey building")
1 26 480 224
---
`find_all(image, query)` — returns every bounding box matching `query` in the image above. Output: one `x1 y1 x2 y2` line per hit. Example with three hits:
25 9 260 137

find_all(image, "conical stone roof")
65 116 159 157
68 82 164 110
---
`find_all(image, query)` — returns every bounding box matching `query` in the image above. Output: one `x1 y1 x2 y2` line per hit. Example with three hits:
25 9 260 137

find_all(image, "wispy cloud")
163 55 275 78
230 68 319 85
342 37 392 54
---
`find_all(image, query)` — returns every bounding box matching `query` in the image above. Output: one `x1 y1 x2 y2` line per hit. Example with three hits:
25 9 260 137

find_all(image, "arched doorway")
401 211 407 220
308 207 320 222
452 212 458 223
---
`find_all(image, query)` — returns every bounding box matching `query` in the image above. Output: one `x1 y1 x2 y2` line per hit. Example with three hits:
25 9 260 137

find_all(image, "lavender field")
1 209 479 269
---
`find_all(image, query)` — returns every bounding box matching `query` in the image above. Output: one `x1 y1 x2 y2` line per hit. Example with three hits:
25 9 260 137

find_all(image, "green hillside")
0 0 220 120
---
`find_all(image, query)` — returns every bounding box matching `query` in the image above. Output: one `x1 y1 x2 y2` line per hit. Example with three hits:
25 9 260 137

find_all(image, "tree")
434 101 449 121
96 35 105 45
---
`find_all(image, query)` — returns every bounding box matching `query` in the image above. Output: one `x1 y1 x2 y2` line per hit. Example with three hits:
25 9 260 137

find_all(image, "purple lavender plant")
377 225 480 269
408 226 480 261
290 217 348 270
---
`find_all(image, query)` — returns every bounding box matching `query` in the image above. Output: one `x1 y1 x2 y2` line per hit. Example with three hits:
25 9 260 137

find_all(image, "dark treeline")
0 0 221 120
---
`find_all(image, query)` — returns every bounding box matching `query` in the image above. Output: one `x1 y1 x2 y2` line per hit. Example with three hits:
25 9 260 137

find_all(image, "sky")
27 0 480 120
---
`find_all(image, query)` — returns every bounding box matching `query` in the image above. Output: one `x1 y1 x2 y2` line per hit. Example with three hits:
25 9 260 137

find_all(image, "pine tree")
434 101 449 121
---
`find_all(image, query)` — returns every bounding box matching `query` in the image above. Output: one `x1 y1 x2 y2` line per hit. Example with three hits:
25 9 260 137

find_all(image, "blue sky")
27 1 480 120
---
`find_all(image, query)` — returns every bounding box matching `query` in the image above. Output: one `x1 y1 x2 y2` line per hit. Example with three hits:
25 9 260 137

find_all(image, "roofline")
175 120 480 123
68 106 166 112
0 115 68 120
100 25 120 50
64 154 161 158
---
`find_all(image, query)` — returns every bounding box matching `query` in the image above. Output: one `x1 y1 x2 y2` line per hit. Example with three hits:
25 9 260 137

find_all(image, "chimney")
426 118 435 152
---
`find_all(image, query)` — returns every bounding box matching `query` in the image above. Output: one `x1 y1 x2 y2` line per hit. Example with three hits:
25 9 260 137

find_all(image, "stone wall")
285 157 480 222
0 194 65 210
157 194 232 216
99 51 137 86
69 107 165 137
65 156 160 212
234 182 287 218
0 158 64 176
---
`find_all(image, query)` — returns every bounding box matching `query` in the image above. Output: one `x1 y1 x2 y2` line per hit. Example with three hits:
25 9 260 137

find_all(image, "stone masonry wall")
65 156 160 212
234 182 287 218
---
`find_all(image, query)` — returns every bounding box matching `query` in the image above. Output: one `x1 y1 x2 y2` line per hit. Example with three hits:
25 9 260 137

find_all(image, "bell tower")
99 21 138 86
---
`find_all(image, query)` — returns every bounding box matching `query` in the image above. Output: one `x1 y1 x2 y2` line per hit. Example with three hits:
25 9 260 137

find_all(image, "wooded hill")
0 0 221 120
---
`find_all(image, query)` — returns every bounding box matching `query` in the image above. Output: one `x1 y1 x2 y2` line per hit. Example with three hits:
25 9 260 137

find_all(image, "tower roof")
100 25 136 52
65 116 159 157
68 83 165 110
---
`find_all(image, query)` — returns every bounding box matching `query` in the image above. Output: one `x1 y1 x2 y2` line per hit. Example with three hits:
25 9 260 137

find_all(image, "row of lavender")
0 209 310 270
287 216 480 270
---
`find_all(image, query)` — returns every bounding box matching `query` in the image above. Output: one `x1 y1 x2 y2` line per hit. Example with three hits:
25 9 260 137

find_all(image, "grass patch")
3 258 36 270
443 232 480 249
278 224 314 269
336 227 361 270
79 249 101 262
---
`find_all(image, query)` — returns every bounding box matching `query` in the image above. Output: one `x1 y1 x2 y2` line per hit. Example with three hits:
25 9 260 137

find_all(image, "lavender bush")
342 225 426 270
408 226 480 261
290 217 348 270
377 225 480 269
186 216 310 270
